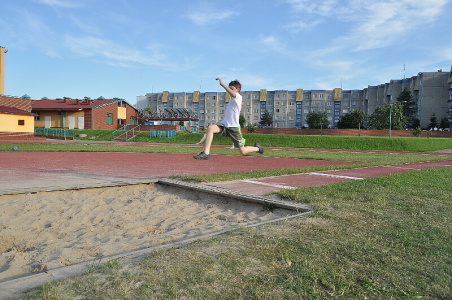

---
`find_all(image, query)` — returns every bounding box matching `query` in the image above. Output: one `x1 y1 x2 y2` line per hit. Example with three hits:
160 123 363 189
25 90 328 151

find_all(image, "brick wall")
140 125 181 131
92 104 117 130
92 102 138 130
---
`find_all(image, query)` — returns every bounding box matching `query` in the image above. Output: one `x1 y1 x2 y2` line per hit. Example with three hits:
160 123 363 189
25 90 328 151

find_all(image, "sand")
0 183 295 282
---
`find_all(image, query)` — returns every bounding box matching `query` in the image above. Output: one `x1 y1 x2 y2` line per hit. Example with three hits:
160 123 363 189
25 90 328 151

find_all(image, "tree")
428 113 438 129
306 111 329 129
396 88 416 127
439 117 450 129
239 114 246 128
338 110 365 129
368 102 406 130
259 111 273 127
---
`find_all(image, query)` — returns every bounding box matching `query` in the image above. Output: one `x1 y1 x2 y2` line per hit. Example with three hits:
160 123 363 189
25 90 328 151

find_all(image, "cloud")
65 36 192 71
285 0 451 51
16 9 61 57
341 0 451 51
34 0 80 8
187 4 239 25
284 19 323 33
286 0 339 16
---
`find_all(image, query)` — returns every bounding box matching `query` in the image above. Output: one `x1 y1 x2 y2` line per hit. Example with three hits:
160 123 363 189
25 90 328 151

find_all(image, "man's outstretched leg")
193 125 220 160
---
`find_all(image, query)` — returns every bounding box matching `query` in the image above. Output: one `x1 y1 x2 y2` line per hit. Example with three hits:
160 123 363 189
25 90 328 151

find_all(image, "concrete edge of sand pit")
157 178 312 212
0 179 312 299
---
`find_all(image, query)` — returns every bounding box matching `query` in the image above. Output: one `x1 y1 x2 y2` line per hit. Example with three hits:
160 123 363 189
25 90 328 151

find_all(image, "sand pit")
0 184 295 282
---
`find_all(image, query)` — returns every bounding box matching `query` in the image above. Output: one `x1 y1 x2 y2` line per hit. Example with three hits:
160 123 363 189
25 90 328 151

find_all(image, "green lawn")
2 133 451 299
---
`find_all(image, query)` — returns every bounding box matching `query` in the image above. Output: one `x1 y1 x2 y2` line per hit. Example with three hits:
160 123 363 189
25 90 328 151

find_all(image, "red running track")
0 151 357 195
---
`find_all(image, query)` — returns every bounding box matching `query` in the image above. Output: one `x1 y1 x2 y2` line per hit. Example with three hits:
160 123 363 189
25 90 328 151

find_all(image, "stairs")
113 124 142 141
114 130 140 141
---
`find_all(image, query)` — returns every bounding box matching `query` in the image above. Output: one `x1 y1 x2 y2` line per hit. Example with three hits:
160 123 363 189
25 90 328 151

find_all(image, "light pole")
389 103 393 137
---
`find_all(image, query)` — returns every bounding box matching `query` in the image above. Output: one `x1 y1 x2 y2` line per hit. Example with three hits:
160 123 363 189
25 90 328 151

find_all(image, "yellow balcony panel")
162 91 169 103
333 88 342 101
193 91 200 103
260 89 267 102
296 89 304 101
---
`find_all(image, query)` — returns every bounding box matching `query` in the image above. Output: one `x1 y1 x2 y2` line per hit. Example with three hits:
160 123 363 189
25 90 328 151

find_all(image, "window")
118 119 125 125
34 112 40 121
18 120 25 126
106 113 113 125
118 101 126 107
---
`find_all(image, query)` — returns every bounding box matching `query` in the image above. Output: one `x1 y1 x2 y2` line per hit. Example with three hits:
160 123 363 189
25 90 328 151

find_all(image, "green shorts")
215 123 245 148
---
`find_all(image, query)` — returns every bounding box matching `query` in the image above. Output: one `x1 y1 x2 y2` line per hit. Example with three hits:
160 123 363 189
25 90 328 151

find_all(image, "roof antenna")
403 64 406 79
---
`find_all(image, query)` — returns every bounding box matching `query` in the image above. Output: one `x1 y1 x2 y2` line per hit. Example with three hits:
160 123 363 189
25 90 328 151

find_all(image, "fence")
150 130 176 138
34 128 76 138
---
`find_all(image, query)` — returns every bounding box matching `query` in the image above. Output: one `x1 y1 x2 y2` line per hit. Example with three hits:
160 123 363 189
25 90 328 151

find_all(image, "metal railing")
113 124 142 141
111 124 129 140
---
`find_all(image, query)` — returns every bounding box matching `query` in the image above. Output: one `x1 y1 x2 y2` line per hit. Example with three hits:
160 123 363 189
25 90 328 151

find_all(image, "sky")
1 0 451 106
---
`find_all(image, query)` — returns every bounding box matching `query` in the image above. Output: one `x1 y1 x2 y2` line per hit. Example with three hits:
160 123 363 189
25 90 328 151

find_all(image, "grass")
70 129 452 152
21 167 452 299
2 132 451 298
130 131 452 152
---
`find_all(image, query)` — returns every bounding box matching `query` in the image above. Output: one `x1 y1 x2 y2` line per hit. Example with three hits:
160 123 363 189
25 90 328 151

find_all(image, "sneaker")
254 143 264 154
193 151 210 160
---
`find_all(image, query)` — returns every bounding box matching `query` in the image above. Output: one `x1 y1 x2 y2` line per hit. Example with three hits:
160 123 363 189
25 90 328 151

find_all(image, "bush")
247 123 256 133
412 127 422 137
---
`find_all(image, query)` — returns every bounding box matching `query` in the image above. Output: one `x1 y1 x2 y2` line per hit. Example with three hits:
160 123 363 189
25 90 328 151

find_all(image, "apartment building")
137 68 451 129
363 70 450 128
446 68 452 123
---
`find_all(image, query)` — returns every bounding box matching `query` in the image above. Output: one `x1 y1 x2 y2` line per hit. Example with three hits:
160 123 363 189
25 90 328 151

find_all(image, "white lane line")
241 180 296 190
306 172 364 180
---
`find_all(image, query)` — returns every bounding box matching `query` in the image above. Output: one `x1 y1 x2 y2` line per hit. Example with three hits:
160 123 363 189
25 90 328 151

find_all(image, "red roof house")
0 95 37 139
31 98 138 130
